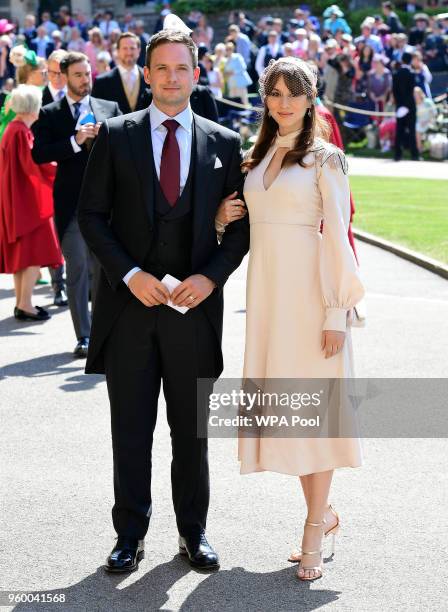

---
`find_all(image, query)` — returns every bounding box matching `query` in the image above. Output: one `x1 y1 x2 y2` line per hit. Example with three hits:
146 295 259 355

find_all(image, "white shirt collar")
48 82 66 99
66 94 90 107
117 63 139 77
149 101 193 134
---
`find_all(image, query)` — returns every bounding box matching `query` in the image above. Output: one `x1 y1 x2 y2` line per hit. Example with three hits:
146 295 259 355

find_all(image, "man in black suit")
42 50 68 106
392 52 419 161
408 13 429 47
92 32 151 115
41 49 69 306
189 84 219 122
78 30 249 573
32 52 121 357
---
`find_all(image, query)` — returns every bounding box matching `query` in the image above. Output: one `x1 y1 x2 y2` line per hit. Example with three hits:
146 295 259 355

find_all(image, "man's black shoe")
53 289 68 307
179 532 220 570
104 537 145 573
73 337 89 358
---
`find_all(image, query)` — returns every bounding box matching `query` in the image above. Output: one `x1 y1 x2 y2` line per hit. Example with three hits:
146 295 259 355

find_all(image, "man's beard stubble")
68 82 91 99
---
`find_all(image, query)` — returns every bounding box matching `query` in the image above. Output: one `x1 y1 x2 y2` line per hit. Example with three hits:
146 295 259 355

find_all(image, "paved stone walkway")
1 240 447 611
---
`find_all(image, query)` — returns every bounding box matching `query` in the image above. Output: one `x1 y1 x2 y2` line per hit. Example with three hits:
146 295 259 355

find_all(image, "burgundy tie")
160 119 180 206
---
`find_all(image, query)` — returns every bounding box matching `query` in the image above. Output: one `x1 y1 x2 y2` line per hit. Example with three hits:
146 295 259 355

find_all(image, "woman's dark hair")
242 61 330 172
361 45 374 62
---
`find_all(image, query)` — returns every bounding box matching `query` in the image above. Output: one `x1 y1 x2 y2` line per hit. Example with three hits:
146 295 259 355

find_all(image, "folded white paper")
161 274 189 314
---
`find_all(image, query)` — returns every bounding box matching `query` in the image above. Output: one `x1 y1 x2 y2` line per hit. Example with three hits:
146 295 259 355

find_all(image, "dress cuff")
123 266 141 286
323 307 347 332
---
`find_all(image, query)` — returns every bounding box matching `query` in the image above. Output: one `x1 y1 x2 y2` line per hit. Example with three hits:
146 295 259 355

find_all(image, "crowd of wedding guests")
0 2 446 352
192 3 443 156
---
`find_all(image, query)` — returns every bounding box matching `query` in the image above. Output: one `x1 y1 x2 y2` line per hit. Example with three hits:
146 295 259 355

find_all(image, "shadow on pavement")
0 352 103 391
0 287 15 299
11 558 341 612
0 307 68 337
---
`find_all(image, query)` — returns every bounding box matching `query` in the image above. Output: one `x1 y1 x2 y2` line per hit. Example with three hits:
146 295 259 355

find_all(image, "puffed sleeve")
317 146 365 332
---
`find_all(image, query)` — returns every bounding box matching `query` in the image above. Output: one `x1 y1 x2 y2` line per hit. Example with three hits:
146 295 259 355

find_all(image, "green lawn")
350 176 448 264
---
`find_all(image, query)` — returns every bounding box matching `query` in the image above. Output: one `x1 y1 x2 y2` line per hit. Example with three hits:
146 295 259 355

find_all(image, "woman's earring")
307 107 312 118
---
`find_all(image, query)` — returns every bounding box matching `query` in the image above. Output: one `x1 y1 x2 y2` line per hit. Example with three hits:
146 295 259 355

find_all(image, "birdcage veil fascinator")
163 13 193 35
258 57 318 102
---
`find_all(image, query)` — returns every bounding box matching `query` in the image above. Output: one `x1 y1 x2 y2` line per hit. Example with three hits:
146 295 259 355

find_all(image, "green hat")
24 49 38 67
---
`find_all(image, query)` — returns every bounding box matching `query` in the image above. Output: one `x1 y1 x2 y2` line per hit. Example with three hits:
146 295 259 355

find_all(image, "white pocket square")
214 157 223 169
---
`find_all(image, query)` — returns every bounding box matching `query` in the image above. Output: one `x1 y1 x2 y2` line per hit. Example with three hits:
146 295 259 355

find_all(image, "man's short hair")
117 31 141 49
401 52 412 64
48 49 69 64
145 30 198 69
60 51 89 74
382 2 393 9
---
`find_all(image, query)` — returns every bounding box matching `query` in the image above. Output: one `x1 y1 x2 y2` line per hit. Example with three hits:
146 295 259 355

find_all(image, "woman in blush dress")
84 27 106 79
216 57 364 581
0 85 62 320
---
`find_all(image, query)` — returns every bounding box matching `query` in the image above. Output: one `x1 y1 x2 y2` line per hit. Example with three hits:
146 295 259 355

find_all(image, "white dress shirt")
123 101 194 286
49 82 67 102
67 94 93 154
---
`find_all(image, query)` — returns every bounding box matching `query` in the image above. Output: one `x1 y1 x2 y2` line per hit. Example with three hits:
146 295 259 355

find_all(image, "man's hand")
171 274 216 308
128 271 170 307
75 122 97 145
215 191 247 226
93 121 103 136
321 330 346 359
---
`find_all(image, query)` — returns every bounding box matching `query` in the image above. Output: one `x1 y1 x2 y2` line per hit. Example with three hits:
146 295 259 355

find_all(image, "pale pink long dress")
238 131 365 476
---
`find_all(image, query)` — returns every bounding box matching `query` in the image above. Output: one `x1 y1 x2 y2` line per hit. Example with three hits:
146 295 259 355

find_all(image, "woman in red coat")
0 85 62 321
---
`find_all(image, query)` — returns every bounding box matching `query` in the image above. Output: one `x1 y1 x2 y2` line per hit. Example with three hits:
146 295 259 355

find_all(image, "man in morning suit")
91 32 151 115
32 52 121 357
42 49 68 106
41 49 69 307
392 51 419 161
78 30 249 573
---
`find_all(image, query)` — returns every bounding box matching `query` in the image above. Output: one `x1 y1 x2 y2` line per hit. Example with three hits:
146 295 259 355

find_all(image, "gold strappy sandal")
297 519 325 582
289 504 340 563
